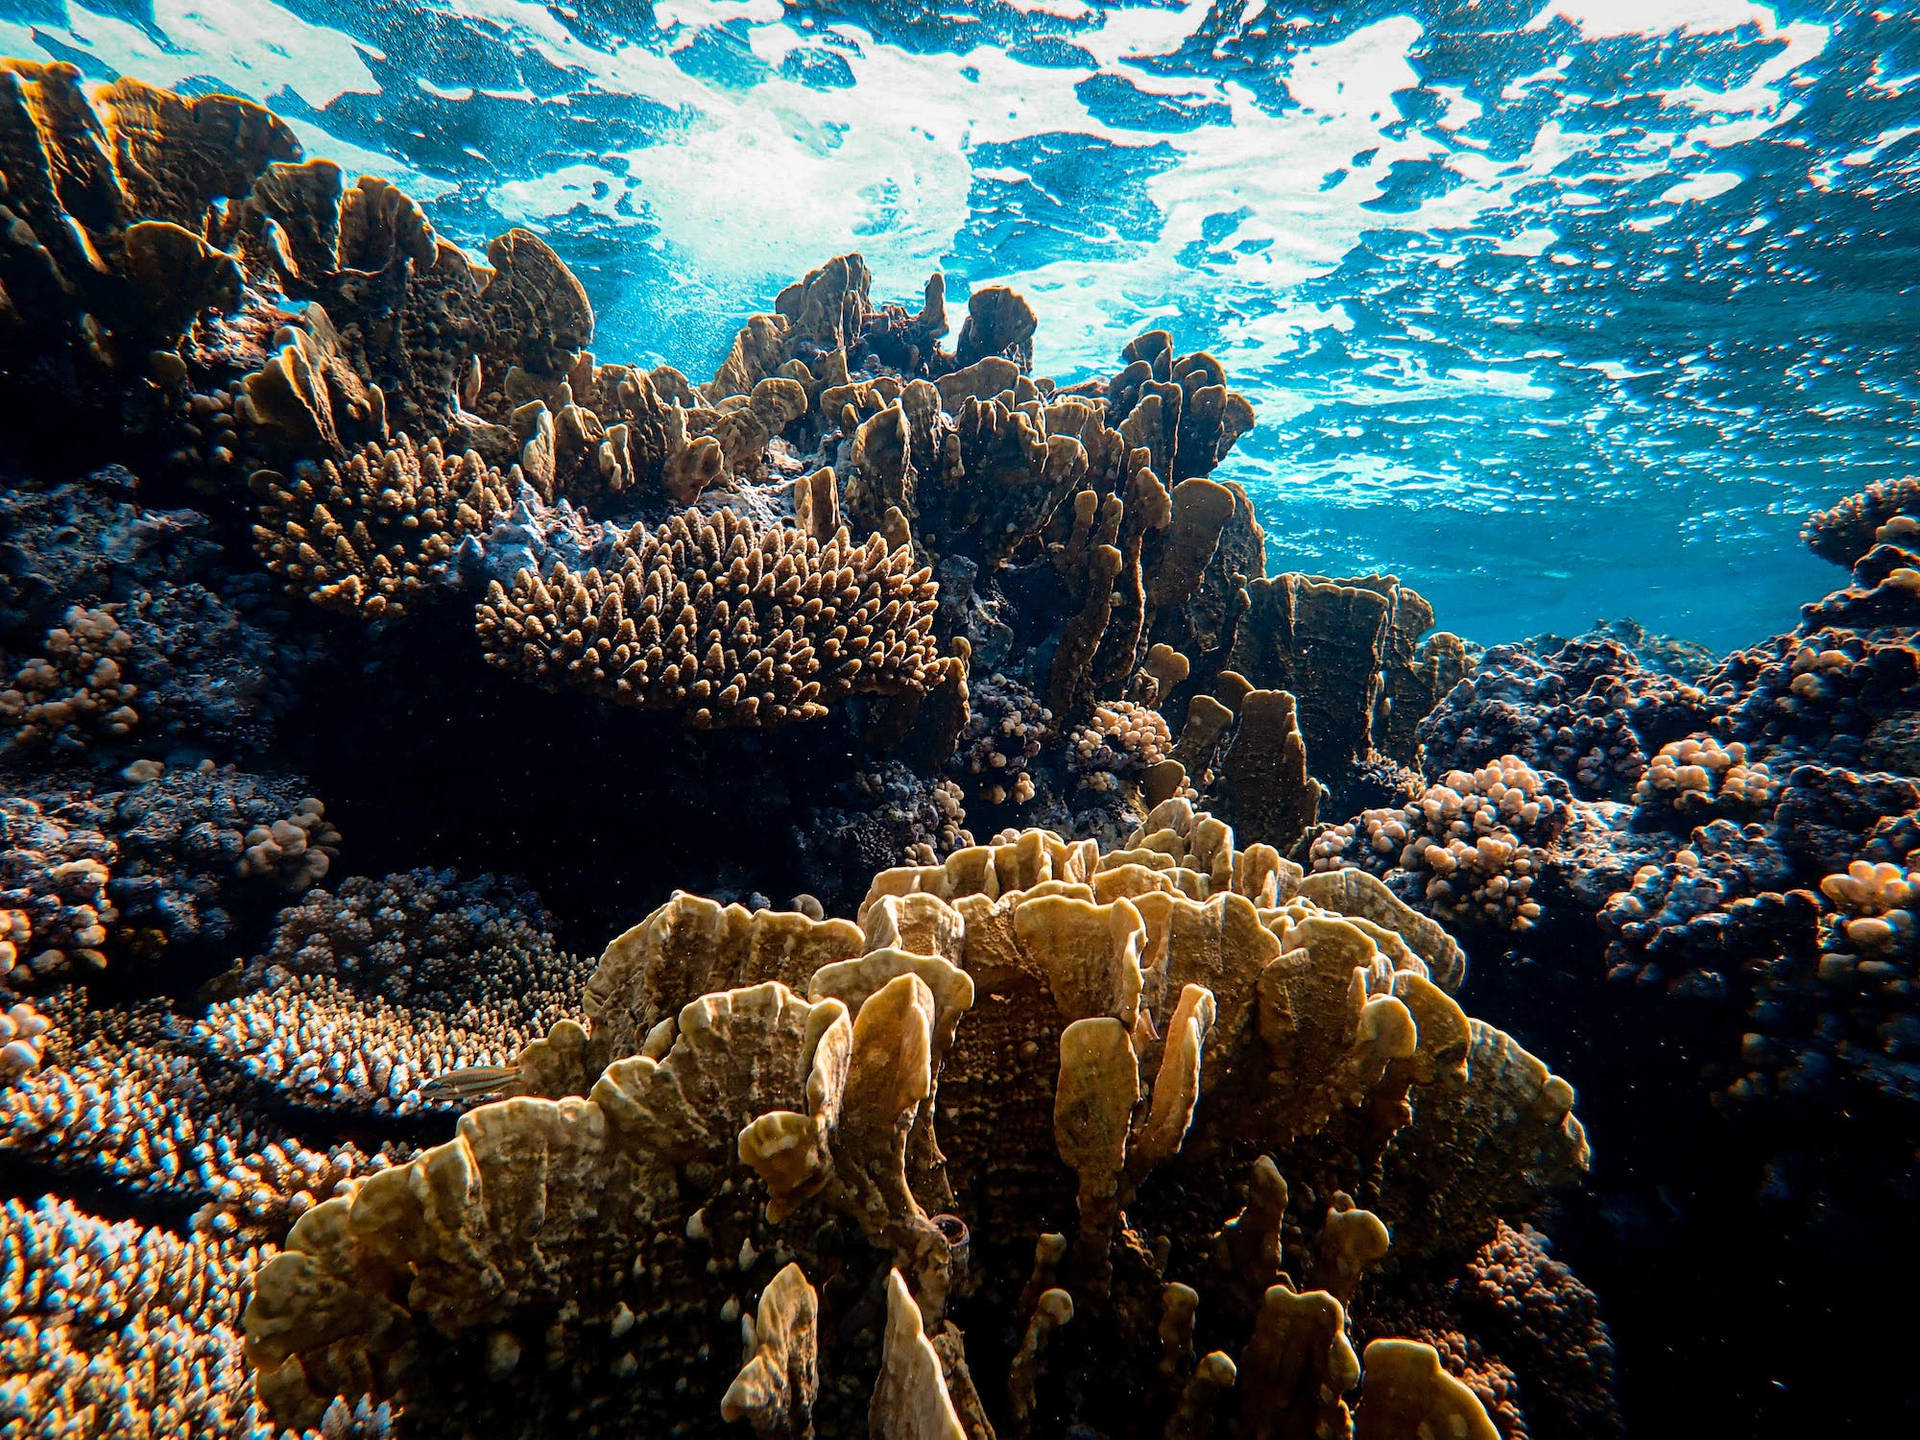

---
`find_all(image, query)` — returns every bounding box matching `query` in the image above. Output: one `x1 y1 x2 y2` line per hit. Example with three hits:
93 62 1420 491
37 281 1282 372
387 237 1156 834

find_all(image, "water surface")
9 0 1913 648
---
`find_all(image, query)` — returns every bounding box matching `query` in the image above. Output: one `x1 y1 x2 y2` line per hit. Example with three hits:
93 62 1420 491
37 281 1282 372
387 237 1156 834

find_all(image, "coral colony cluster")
0 61 1911 1439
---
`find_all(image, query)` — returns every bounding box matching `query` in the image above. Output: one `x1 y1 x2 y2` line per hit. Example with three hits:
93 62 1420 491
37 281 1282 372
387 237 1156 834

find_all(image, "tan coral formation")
0 63 290 390
476 508 943 726
0 605 140 748
1804 477 1920 568
1632 735 1777 818
1308 758 1562 933
251 435 516 619
235 797 342 891
243 805 1586 1439
1227 575 1466 791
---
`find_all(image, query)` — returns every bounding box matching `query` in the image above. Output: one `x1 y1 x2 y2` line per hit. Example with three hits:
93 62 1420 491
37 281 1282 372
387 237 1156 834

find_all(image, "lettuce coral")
242 805 1588 1440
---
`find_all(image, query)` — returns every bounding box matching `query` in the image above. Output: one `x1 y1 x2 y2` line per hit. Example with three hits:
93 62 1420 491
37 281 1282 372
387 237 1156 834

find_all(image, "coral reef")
477 509 943 726
252 436 516 619
1803 477 1920 569
1307 757 1567 933
1527 618 1717 683
242 805 1591 1439
198 869 590 1117
0 766 338 986
1 986 409 1237
0 68 1486 936
1418 639 1707 801
39 63 1897 1440
0 1193 399 1439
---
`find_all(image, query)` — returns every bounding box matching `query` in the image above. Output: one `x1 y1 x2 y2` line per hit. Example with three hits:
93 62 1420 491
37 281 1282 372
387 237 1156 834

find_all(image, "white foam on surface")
0 0 1882 642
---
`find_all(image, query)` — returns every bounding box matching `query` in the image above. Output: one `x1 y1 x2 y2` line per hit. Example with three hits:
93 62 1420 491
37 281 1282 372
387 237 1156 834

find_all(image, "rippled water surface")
10 0 1915 648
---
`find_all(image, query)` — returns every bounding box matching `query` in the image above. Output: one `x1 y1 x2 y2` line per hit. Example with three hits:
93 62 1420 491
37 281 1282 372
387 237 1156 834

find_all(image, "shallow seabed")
0 6 1917 1440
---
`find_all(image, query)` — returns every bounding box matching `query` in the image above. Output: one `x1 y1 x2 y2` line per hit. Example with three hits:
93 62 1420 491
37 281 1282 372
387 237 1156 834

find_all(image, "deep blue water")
9 0 1916 650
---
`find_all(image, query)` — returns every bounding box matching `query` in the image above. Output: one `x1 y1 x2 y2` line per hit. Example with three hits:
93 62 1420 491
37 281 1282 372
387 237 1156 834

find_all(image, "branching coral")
2 764 345 977
0 1191 404 1439
119 574 310 751
1069 699 1174 793
2 987 409 1238
252 435 517 619
198 869 591 1117
0 790 114 985
242 806 1587 1439
0 1195 279 1440
1529 618 1717 684
1366 1220 1620 1440
477 509 942 726
1706 627 1920 762
1731 858 1920 1107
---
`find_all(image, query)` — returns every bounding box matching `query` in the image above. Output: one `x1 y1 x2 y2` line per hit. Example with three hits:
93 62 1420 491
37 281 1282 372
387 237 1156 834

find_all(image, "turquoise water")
4 0 1911 646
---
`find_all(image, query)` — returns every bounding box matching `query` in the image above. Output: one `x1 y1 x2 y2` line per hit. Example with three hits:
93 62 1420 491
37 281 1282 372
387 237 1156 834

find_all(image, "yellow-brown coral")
242 806 1585 1439
1 606 139 748
475 509 944 727
251 435 516 620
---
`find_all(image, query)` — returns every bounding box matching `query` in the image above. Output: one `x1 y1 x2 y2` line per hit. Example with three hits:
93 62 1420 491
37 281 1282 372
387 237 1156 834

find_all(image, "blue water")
10 0 1915 651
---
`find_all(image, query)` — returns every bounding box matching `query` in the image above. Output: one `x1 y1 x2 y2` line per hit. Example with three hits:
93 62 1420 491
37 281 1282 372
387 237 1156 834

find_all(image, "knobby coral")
199 869 591 1118
0 1194 400 1440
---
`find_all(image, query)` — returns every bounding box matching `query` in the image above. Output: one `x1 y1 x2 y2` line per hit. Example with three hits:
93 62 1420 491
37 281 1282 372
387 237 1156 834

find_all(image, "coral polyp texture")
1 605 139 750
1307 757 1566 933
477 509 943 726
251 435 516 619
242 804 1591 1440
198 869 591 1118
